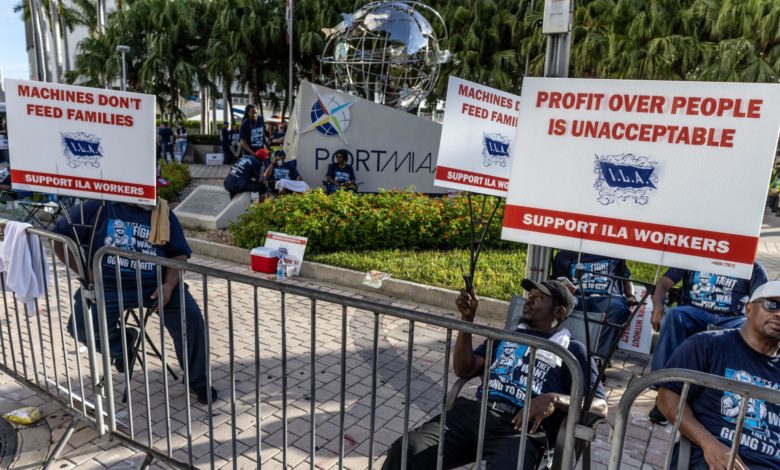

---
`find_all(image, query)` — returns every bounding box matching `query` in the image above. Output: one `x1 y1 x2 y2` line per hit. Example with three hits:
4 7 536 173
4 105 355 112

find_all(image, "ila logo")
482 133 511 168
61 132 103 168
593 153 658 205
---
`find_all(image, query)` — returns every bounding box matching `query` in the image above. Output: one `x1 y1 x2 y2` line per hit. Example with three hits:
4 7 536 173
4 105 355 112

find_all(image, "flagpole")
287 0 294 121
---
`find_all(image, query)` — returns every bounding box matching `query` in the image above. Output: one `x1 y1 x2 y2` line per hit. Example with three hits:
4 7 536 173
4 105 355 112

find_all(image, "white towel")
275 180 310 193
0 221 50 312
516 323 571 367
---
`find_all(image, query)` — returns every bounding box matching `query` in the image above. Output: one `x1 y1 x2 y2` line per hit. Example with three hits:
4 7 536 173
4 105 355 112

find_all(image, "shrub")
159 161 191 201
228 190 516 254
188 134 221 145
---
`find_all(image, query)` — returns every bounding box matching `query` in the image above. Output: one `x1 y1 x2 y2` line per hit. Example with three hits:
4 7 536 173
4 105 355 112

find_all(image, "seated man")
325 150 357 193
51 199 218 404
656 280 780 470
223 148 269 199
649 264 767 423
382 280 607 470
552 250 635 357
263 150 309 194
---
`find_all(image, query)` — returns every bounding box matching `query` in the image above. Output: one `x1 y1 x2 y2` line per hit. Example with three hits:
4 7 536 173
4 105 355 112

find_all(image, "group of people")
157 121 188 163
382 249 780 470
221 104 359 200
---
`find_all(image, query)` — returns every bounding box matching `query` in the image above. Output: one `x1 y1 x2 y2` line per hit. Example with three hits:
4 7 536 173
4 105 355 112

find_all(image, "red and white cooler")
250 247 280 273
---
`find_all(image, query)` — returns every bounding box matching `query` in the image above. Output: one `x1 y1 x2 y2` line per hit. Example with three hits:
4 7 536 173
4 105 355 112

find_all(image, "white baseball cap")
749 281 780 302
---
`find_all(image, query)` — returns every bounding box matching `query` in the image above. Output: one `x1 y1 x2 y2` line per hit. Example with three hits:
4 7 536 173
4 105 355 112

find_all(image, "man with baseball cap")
382 279 607 469
656 281 780 470
223 147 270 200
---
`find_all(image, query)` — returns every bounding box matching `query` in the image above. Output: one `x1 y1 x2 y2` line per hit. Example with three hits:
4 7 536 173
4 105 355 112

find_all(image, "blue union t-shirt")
665 264 767 314
552 250 630 297
239 117 266 154
52 201 191 286
661 330 780 469
272 163 300 182
224 156 264 192
473 329 605 438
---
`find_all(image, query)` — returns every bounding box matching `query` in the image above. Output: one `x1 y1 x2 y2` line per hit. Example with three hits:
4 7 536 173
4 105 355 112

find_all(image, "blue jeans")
160 142 173 161
67 282 209 388
175 141 187 161
576 295 631 357
651 305 745 371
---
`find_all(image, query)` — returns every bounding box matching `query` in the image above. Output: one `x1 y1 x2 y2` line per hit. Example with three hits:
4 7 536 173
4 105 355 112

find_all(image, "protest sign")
285 81 445 193
502 77 780 278
618 286 653 354
264 231 308 276
4 79 157 205
434 76 521 197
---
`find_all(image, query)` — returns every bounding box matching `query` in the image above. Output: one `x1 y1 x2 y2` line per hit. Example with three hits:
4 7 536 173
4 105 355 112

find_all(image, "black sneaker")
113 328 139 374
191 385 219 405
648 405 668 425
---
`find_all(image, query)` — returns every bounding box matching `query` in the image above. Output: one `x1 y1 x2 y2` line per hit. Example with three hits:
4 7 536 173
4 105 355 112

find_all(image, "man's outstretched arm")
657 388 748 470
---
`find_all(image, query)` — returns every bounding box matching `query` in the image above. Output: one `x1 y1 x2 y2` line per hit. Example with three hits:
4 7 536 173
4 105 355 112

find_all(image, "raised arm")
453 289 486 379
651 275 675 331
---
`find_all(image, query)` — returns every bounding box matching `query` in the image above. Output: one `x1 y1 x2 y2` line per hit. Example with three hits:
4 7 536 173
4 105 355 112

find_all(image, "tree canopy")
62 0 780 120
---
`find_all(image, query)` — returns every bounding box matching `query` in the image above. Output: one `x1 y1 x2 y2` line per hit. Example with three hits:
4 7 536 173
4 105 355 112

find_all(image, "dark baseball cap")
520 278 576 315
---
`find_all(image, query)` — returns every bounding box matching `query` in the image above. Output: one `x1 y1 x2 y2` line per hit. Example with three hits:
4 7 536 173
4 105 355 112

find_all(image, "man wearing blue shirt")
52 200 217 404
648 263 768 423
381 280 607 469
157 121 174 162
656 281 780 470
552 250 635 358
263 150 308 194
223 148 269 199
239 105 267 157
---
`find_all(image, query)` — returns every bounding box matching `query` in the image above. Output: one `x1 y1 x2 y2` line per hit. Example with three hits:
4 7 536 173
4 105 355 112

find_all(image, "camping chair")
445 295 609 470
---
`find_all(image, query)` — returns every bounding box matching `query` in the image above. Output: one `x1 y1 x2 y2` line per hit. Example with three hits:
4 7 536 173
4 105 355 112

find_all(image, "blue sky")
0 1 31 81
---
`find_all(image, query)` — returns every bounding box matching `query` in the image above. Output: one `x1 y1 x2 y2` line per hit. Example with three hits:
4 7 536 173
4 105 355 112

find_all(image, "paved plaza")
1 198 779 469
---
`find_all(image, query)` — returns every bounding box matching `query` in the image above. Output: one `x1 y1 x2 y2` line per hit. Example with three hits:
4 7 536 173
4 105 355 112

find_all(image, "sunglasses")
754 299 780 313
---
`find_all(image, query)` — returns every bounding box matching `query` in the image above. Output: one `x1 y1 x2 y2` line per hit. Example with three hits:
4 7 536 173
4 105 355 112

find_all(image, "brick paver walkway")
2 207 780 469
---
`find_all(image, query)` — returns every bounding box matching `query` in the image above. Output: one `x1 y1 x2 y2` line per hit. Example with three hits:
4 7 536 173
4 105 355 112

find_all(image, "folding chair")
120 306 179 403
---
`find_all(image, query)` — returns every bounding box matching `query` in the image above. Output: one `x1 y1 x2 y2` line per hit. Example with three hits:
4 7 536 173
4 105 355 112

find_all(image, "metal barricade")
0 221 107 468
90 245 586 469
608 368 780 470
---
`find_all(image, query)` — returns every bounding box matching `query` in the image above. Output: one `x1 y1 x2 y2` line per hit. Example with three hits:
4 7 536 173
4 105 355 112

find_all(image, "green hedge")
188 134 221 145
158 161 191 201
228 190 515 254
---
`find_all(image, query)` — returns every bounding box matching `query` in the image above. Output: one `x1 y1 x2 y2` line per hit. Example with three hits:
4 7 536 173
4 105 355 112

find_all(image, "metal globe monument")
320 1 451 111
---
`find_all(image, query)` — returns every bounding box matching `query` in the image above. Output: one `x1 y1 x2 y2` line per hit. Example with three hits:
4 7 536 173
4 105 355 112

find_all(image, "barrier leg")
140 452 154 470
42 415 80 470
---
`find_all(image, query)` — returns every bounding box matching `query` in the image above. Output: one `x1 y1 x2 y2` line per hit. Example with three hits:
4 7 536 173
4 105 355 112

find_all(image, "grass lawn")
309 248 664 301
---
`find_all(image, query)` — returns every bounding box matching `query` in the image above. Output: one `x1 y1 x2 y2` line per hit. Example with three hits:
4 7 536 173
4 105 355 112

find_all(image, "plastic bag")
362 270 390 288
3 406 42 425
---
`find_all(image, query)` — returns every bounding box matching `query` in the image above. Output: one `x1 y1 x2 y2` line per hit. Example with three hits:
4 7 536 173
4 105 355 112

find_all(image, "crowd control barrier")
90 245 585 469
0 222 109 468
607 368 780 470
0 224 587 469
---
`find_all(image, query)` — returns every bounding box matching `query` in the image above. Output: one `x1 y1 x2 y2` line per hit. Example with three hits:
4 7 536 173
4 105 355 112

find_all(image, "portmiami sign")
502 77 780 278
5 79 157 204
285 81 445 193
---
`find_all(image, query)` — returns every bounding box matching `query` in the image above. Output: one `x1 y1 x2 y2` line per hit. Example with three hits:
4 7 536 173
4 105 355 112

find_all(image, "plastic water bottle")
276 257 286 281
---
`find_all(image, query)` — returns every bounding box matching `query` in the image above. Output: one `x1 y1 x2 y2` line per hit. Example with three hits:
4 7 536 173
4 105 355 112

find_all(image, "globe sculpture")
320 1 450 111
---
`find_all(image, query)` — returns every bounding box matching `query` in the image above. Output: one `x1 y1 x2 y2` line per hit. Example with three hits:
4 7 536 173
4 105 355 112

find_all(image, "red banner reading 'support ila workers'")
11 170 155 199
504 205 757 267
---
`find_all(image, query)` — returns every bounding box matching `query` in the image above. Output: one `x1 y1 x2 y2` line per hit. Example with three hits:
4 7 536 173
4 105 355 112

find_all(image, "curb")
187 238 511 322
